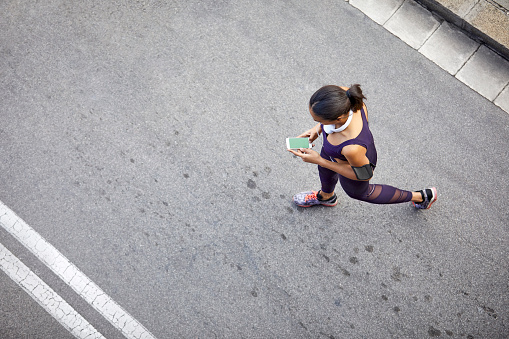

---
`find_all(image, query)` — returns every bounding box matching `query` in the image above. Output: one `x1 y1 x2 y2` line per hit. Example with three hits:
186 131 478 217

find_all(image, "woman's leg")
339 175 414 204
294 148 436 208
318 148 339 195
292 149 339 207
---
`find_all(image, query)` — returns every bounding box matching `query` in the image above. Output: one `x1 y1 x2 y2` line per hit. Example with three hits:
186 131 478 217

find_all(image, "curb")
416 0 509 60
348 0 509 114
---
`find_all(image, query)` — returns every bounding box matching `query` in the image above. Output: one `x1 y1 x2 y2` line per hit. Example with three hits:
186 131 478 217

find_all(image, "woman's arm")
288 144 372 181
316 156 359 181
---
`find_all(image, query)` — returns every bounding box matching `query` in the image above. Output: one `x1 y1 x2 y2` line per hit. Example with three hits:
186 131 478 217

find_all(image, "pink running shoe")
293 191 338 207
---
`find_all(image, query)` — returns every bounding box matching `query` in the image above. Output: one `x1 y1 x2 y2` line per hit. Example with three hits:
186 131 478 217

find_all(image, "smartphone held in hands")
286 137 312 150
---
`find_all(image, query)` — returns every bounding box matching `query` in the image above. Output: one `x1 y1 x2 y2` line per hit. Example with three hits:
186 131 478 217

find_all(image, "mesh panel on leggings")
365 184 413 204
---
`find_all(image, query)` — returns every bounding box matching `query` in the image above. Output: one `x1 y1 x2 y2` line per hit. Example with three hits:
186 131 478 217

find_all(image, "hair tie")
346 89 355 106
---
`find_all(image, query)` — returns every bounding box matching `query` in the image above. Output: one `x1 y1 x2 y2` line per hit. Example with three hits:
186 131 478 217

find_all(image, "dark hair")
309 84 366 120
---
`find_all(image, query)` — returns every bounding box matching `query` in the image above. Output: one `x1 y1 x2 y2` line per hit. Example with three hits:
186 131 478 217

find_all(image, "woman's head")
309 84 366 121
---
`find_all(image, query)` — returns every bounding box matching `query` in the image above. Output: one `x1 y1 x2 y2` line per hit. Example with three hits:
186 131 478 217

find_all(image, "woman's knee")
343 189 368 201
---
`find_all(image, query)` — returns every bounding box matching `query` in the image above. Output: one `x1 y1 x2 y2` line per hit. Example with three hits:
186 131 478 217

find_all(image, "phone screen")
286 137 311 149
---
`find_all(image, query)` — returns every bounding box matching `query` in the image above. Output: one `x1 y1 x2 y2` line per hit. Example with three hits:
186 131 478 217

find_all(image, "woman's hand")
297 124 320 143
288 148 322 164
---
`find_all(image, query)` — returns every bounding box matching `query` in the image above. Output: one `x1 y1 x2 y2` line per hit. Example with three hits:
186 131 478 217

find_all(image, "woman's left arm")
341 145 373 181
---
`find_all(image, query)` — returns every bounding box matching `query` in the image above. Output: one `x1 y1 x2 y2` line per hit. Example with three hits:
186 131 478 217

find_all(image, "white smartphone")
286 137 312 150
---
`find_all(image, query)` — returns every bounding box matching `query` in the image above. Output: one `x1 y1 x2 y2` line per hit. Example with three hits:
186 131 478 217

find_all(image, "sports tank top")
321 107 378 165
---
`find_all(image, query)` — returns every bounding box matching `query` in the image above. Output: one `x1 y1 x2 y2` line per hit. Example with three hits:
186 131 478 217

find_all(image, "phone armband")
352 163 374 180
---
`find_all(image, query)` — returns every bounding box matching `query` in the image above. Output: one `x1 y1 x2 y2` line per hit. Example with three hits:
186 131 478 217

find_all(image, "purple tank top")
321 107 378 165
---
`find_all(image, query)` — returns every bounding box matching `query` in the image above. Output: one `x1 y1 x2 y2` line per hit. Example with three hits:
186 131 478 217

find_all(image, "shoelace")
304 192 318 202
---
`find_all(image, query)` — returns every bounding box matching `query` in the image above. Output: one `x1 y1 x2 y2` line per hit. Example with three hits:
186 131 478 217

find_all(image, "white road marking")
0 200 157 339
0 242 106 339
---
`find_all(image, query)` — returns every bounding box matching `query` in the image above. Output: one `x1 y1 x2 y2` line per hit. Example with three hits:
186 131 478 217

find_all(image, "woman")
288 84 437 209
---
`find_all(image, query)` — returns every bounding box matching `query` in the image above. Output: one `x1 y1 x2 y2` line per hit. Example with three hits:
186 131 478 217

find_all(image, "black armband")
352 163 374 180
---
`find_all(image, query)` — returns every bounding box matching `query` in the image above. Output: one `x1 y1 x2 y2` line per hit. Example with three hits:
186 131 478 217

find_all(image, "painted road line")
0 200 157 339
0 242 106 338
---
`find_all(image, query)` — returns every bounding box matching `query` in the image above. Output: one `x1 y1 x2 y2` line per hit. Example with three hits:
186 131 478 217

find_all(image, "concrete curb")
348 0 509 114
415 0 509 60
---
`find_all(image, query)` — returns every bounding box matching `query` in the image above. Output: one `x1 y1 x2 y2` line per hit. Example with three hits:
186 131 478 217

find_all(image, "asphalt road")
1 0 508 338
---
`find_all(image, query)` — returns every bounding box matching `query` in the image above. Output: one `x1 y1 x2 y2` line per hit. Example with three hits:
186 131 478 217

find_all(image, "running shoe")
293 191 338 207
412 187 437 209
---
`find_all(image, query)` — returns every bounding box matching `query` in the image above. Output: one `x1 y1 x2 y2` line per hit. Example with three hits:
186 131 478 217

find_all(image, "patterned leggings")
318 161 413 204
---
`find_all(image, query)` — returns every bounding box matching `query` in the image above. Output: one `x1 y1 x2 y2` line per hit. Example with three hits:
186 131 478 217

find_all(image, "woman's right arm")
297 123 321 143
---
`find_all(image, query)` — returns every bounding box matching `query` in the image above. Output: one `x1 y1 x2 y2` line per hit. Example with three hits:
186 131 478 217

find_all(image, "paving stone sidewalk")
349 0 509 114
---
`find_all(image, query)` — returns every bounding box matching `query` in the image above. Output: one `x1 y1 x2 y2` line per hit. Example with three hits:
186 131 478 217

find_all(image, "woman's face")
309 106 348 126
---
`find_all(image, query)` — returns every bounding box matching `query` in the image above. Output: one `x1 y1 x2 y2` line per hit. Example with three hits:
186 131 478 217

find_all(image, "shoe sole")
295 201 338 208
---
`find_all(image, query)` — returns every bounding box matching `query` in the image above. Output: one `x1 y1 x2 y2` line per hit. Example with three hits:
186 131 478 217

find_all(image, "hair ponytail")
309 84 366 120
346 84 366 112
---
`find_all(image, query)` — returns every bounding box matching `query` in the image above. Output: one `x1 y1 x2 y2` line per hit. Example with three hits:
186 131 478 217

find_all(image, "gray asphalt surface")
1 0 508 338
